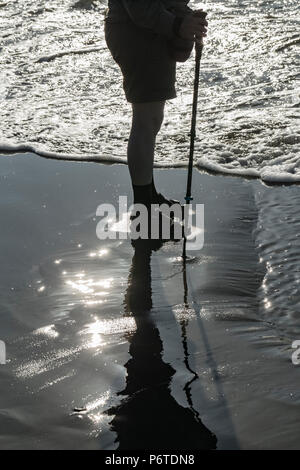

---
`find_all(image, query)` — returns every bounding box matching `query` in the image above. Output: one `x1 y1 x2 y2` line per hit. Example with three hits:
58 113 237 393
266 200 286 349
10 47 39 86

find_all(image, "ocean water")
0 0 299 182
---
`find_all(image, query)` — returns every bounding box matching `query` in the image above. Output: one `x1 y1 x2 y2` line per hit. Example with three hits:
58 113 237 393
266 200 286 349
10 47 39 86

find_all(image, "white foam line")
1 142 300 184
197 156 300 183
0 141 187 168
0 141 126 164
36 45 106 63
196 157 260 178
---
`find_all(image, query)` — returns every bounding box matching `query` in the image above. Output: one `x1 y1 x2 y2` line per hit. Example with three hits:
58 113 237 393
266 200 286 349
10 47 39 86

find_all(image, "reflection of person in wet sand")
106 239 217 450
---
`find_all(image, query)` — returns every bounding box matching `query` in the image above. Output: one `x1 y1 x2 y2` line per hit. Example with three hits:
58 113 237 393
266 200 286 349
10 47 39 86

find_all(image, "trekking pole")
183 12 207 257
185 42 203 204
185 13 207 205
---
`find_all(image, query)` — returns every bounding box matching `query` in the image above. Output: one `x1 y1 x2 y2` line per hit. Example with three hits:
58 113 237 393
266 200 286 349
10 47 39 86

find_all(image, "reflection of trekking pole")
185 12 207 206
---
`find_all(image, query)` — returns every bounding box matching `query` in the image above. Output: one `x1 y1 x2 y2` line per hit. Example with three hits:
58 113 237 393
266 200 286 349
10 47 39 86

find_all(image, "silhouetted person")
105 1 208 208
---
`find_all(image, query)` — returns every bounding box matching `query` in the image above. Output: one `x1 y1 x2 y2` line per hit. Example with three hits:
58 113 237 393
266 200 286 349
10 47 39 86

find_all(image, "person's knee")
132 102 165 136
147 112 164 135
133 111 164 136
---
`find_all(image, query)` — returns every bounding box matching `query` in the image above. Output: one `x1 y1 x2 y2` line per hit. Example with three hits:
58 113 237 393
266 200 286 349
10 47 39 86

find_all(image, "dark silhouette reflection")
106 239 217 450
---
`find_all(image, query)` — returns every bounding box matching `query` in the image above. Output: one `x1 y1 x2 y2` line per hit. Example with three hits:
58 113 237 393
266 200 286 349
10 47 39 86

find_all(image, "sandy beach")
1 152 300 450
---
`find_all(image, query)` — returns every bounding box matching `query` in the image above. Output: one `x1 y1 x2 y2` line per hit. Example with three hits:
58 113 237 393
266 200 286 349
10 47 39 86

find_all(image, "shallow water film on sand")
0 0 299 182
1 156 300 450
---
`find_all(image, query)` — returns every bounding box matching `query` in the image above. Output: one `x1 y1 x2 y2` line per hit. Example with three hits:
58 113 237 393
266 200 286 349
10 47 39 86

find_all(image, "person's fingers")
194 25 207 34
194 22 207 30
193 9 206 15
180 14 208 40
189 20 208 33
193 18 208 26
189 13 207 22
193 10 208 19
196 27 207 34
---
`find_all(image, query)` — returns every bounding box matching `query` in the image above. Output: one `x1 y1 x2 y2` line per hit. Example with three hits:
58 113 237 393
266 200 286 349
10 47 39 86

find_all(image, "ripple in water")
255 184 300 338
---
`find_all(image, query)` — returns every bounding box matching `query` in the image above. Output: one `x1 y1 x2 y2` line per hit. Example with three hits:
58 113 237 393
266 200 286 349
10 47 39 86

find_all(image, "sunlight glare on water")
0 0 299 182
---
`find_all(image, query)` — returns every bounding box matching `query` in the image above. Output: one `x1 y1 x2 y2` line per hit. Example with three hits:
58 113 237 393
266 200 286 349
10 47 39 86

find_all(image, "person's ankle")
151 178 159 199
132 182 152 206
151 179 180 206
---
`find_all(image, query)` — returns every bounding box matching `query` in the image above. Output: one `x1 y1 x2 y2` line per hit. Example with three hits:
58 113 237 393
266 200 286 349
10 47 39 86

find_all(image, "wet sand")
0 153 300 450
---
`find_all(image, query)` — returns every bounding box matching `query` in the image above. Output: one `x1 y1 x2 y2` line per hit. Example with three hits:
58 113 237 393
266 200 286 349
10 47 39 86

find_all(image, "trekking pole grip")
193 10 207 51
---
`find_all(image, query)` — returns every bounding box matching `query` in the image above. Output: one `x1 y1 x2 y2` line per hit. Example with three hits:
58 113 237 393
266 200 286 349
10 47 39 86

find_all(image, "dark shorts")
105 20 177 104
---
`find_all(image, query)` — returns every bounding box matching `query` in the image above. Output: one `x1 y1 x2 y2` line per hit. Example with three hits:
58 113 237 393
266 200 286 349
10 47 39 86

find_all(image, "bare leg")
127 101 165 186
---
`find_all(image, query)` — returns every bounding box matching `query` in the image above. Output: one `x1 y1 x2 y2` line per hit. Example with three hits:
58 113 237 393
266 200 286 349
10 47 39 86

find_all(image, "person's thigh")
105 22 176 104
